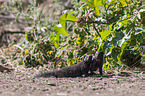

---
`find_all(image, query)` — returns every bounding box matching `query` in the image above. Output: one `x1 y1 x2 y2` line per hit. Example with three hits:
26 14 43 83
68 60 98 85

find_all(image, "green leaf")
95 7 100 16
79 3 88 10
59 12 76 27
82 0 94 8
100 30 108 40
120 0 127 7
94 0 102 16
55 34 60 48
59 13 66 26
50 33 59 48
53 24 69 36
117 56 122 66
134 46 140 50
100 24 112 41
53 24 69 48
97 25 112 51
82 0 102 16
120 42 127 52
66 12 77 21
109 44 114 54
118 38 125 47
50 33 55 41
120 41 127 57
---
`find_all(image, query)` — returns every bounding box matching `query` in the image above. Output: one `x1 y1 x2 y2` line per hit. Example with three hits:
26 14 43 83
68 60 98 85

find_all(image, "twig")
0 30 25 43
0 15 24 20
0 15 32 24
0 30 25 34
93 23 101 38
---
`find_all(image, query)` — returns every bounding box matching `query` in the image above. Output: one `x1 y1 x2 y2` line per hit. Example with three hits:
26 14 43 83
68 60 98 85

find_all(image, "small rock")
47 83 56 86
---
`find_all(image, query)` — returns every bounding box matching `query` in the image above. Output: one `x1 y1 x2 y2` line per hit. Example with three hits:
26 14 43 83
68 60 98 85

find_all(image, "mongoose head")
94 51 104 59
84 55 92 63
91 51 104 71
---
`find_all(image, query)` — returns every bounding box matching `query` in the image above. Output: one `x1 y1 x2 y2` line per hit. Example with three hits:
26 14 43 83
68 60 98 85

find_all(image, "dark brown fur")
33 55 92 78
90 51 104 76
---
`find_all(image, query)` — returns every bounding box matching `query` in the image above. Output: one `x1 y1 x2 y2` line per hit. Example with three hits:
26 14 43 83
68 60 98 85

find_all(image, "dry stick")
0 30 25 34
86 16 133 25
0 15 33 24
76 45 86 51
131 54 140 65
112 16 133 24
0 30 25 43
0 15 24 20
130 59 141 68
93 23 101 37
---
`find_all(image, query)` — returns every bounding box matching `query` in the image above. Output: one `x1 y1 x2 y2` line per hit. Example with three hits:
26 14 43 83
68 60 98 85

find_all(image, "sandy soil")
0 70 145 96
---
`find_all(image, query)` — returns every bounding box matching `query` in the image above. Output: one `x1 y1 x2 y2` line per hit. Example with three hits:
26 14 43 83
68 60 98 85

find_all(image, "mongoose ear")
84 55 92 62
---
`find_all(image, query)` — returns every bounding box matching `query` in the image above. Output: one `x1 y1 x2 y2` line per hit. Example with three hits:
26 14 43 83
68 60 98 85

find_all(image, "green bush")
52 0 143 68
6 0 143 68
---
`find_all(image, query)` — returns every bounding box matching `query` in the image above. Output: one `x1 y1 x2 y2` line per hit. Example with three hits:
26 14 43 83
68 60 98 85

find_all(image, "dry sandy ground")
0 71 145 96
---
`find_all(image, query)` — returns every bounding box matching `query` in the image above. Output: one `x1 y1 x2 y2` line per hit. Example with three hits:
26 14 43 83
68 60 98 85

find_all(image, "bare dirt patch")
0 71 145 96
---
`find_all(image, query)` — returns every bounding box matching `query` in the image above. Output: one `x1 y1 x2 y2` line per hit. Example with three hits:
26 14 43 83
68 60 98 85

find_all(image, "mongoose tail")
32 70 56 78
